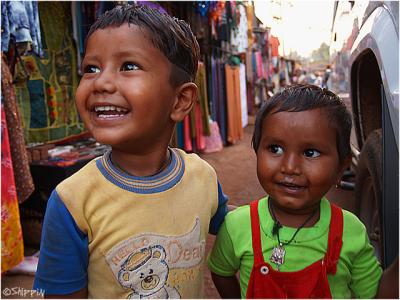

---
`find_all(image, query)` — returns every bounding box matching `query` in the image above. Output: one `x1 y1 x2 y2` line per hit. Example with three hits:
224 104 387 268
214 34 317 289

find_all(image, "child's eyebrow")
83 50 151 65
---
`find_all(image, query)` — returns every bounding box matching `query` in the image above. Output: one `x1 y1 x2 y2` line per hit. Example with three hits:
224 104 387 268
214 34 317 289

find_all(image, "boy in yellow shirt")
34 4 228 298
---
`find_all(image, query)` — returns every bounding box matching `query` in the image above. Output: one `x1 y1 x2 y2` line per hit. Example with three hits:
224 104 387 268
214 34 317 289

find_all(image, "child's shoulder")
341 207 369 235
173 148 216 176
225 204 251 226
56 157 101 191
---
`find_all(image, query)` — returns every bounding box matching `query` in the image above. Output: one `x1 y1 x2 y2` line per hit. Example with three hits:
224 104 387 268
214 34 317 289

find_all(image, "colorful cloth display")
1 103 25 273
1 1 44 57
13 2 84 144
1 54 34 203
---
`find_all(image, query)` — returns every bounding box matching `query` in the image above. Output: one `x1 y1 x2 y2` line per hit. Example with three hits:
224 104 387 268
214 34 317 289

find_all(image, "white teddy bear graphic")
118 245 180 299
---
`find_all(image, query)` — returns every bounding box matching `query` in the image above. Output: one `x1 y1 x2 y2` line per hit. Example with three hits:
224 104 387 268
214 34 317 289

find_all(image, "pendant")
270 243 285 270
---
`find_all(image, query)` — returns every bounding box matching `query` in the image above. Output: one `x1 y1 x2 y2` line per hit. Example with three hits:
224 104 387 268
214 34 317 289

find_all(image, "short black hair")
85 4 200 87
252 84 352 163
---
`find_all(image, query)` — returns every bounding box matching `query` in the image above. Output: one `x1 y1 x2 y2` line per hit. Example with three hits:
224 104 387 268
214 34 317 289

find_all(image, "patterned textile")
1 1 43 57
13 2 84 144
1 104 25 273
1 54 34 203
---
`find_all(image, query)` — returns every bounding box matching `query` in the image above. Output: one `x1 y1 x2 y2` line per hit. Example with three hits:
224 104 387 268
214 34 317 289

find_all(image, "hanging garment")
195 62 211 136
194 103 206 151
216 59 227 145
246 200 343 298
1 1 43 57
175 121 184 149
239 63 248 127
230 3 248 54
210 56 218 121
13 2 83 144
1 103 25 273
255 51 263 79
203 120 223 154
183 115 193 152
1 54 34 203
269 36 280 58
225 64 243 144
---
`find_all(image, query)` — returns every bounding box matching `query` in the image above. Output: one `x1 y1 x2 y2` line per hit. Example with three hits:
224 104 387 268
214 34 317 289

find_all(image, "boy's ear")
336 155 352 186
170 82 198 122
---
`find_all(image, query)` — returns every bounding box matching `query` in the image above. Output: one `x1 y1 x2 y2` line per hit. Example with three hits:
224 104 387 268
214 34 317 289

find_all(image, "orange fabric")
269 36 280 57
1 105 24 273
225 65 243 144
246 200 343 299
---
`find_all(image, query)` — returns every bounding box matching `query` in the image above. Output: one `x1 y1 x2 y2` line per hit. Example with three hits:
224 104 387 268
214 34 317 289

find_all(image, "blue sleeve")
33 190 88 295
209 181 229 235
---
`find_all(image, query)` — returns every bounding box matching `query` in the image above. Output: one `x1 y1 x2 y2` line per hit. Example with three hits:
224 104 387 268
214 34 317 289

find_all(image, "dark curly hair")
252 84 352 163
85 4 200 87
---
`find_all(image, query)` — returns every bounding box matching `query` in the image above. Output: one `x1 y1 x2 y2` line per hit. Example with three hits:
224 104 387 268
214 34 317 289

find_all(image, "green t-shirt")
208 196 382 298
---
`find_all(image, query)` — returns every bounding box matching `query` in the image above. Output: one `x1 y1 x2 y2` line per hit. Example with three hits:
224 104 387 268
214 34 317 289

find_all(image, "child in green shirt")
208 84 395 298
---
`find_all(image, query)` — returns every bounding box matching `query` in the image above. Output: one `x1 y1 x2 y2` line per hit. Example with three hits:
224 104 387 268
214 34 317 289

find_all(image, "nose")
93 67 117 94
280 153 301 175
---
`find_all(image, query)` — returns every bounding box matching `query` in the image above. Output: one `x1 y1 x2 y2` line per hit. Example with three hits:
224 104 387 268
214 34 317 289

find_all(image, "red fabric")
269 36 280 57
183 115 192 152
194 103 205 151
246 200 343 299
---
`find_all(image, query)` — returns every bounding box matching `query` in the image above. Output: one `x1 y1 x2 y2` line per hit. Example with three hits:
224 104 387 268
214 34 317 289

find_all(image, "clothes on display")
225 64 243 144
1 1 43 57
1 54 34 203
1 103 25 273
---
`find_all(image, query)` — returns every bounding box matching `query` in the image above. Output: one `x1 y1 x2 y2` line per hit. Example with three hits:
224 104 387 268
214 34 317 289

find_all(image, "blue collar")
96 148 185 194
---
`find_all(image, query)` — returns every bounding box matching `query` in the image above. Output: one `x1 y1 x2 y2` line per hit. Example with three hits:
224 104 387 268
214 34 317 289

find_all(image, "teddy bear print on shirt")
118 245 180 299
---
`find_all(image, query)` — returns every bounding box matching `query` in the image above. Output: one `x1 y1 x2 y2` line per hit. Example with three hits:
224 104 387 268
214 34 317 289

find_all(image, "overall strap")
324 203 344 274
250 200 265 265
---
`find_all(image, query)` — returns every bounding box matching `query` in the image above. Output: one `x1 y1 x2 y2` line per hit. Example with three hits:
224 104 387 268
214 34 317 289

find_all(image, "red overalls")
246 200 343 299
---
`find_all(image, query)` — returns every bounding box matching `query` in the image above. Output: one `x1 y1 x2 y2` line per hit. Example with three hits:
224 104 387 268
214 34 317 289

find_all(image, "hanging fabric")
13 2 83 144
1 54 34 203
239 63 248 127
225 64 243 144
203 120 223 154
1 1 44 57
195 61 211 136
183 115 192 152
216 58 227 145
1 102 25 273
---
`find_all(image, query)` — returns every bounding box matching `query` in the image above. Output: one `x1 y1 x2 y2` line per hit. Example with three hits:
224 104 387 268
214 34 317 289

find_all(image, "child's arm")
377 256 399 298
211 272 240 299
208 209 244 298
211 273 241 298
209 181 229 235
34 190 89 297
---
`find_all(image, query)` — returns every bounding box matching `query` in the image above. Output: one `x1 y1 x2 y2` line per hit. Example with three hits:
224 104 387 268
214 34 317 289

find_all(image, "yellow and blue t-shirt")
34 148 228 298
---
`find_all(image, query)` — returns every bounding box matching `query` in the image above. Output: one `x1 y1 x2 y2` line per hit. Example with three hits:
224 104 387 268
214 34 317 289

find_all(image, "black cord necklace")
268 200 318 271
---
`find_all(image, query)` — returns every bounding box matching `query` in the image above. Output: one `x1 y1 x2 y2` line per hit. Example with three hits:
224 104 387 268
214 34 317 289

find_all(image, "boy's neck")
110 147 171 177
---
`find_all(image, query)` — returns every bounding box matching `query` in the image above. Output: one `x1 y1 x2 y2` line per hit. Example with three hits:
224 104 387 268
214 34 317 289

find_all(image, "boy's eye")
304 149 321 158
268 144 283 154
83 65 100 74
120 62 139 71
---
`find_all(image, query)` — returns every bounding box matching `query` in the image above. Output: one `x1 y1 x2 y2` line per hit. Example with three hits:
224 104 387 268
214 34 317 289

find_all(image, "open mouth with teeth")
278 182 305 190
93 105 129 119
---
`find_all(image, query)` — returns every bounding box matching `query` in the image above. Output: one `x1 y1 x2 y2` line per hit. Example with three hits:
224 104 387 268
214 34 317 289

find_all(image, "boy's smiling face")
76 24 177 152
256 108 347 215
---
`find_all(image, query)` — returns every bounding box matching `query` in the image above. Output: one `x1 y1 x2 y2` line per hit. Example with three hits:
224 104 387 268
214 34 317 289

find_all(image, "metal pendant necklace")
269 201 318 271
